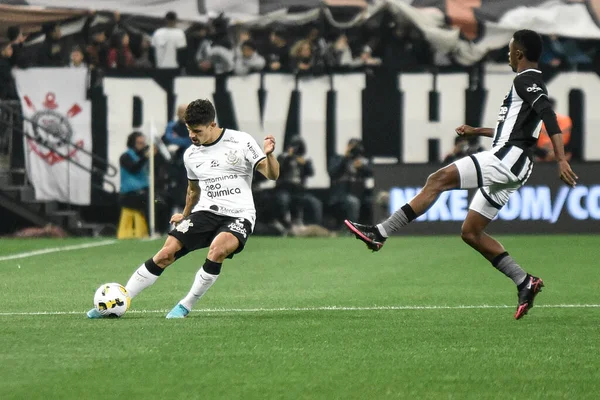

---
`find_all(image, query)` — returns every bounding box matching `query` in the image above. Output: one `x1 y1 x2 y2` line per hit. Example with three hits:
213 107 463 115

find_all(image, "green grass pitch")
1 235 599 399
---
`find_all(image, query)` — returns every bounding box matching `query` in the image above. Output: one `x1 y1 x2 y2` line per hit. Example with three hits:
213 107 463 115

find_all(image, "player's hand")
170 213 185 225
558 160 578 188
456 124 476 136
264 135 276 155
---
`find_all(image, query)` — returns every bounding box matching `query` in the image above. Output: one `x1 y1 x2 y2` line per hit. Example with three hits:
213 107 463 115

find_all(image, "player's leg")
124 235 186 298
466 188 544 320
167 232 241 318
87 235 187 318
345 163 460 251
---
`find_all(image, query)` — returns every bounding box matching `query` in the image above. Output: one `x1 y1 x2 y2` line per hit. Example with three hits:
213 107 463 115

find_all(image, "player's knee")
154 246 177 267
461 226 481 246
207 243 231 262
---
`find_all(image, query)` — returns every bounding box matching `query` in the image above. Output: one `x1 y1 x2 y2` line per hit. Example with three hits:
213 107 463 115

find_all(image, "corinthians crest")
23 92 83 166
225 149 241 166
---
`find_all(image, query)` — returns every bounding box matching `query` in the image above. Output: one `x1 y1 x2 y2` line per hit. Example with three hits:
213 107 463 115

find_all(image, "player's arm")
256 135 280 180
182 179 201 217
170 179 200 225
455 125 494 138
532 97 578 187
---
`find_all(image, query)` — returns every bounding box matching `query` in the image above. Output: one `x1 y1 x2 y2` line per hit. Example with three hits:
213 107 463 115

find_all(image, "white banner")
14 68 92 205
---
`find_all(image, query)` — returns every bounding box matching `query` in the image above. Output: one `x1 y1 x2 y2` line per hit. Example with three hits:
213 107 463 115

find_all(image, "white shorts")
453 148 533 220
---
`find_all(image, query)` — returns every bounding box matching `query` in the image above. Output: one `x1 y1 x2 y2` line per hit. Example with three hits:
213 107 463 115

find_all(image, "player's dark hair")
126 131 144 148
512 29 543 62
185 99 216 126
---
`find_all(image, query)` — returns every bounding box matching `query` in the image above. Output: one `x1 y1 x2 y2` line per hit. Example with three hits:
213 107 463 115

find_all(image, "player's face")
508 38 518 72
187 122 216 146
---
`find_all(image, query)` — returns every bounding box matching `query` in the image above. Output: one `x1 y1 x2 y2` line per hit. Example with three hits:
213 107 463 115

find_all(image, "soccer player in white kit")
87 99 279 319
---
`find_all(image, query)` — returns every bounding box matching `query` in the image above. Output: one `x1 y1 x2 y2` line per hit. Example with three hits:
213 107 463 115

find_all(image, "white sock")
179 268 219 311
125 264 160 299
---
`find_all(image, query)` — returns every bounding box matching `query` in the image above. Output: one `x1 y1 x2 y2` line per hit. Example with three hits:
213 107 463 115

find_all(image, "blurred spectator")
535 99 572 162
234 40 266 75
120 131 170 233
107 31 134 69
384 24 432 71
541 35 592 69
195 13 234 75
163 104 191 158
328 138 374 225
162 104 191 214
328 33 381 69
7 26 28 68
120 132 153 210
275 136 323 228
0 42 18 100
264 28 290 72
133 36 153 68
37 23 68 66
151 11 187 69
69 46 87 68
305 24 328 64
442 136 484 164
291 40 325 75
86 28 110 69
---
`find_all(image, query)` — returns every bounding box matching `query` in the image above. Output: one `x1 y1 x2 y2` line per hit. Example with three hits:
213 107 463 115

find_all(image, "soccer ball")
93 283 131 318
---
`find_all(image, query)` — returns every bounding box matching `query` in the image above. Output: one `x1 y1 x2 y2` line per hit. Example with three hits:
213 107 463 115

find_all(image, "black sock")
203 259 222 275
144 258 164 276
401 204 417 223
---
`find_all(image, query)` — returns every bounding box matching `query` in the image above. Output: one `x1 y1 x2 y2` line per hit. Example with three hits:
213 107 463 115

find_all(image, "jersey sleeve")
244 135 266 170
183 151 199 181
514 73 548 110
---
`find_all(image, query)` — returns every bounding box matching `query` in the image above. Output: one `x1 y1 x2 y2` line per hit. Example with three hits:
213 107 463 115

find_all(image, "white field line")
0 240 117 262
0 304 599 316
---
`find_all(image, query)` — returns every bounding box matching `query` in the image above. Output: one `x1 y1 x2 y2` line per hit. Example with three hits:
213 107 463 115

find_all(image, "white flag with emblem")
14 68 92 205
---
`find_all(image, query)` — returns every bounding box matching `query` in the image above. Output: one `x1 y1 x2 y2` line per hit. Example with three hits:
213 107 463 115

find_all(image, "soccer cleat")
344 220 386 252
514 275 544 320
87 308 104 319
166 303 190 319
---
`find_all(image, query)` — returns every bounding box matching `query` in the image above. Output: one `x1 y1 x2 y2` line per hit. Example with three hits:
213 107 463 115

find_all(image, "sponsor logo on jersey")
204 181 242 198
225 149 241 165
526 84 543 93
227 218 248 238
203 174 238 184
175 219 194 233
223 137 239 144
246 142 260 160
209 204 244 214
211 160 219 167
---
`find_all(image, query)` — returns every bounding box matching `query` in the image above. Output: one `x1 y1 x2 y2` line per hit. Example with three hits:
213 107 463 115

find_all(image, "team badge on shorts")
176 219 194 233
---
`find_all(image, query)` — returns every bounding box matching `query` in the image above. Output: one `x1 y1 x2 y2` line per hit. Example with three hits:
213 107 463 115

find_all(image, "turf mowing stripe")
1 304 599 316
0 240 117 262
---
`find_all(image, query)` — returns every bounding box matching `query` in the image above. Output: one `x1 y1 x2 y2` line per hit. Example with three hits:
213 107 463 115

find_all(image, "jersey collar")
202 128 226 147
517 69 542 75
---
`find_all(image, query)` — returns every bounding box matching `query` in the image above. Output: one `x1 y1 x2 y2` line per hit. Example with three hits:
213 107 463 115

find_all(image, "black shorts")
168 211 253 259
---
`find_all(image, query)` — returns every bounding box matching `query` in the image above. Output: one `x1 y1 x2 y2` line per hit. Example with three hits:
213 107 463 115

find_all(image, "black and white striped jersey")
492 69 548 150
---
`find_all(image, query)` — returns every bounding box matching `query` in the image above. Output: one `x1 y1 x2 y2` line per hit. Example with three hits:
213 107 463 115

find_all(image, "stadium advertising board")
373 162 600 234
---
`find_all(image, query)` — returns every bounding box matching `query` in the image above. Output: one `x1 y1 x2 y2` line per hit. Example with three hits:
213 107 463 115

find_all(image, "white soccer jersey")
183 129 266 228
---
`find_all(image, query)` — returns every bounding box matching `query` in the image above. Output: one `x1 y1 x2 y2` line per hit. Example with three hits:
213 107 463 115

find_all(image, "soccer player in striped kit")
345 29 578 320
